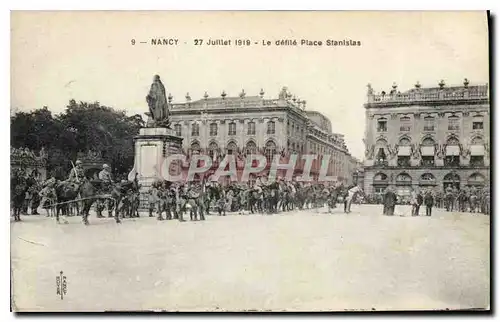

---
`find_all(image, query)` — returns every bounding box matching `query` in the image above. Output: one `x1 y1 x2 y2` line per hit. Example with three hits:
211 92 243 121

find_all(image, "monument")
127 75 184 192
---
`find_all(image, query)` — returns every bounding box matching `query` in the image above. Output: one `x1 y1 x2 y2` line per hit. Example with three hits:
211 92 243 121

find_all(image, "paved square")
11 205 490 311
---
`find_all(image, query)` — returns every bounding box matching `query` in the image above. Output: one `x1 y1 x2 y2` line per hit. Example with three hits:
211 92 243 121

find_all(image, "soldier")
383 186 397 216
68 160 86 182
98 164 114 187
39 178 57 217
424 189 434 216
98 164 114 218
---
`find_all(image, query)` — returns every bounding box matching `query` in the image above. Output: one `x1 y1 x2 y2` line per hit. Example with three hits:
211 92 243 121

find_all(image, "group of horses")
12 167 365 225
151 180 364 219
11 171 140 225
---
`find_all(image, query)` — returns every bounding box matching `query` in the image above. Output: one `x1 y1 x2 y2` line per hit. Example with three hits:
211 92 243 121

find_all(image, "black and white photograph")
9 11 490 312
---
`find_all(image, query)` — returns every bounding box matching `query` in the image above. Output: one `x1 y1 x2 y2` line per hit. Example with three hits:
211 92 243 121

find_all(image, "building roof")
365 80 489 108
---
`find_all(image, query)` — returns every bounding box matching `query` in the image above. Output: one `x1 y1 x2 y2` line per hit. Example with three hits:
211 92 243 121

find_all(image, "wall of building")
362 81 490 195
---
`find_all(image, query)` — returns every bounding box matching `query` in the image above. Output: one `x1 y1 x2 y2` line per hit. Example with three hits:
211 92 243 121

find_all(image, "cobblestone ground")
11 204 490 312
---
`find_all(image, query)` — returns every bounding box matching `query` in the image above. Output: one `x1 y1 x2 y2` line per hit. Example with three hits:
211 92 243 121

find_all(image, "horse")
344 186 364 213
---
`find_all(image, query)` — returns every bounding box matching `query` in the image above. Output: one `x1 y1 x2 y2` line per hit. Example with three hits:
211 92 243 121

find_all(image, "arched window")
421 137 436 165
265 140 277 162
447 136 460 145
190 141 201 154
445 136 460 166
373 173 388 181
209 122 218 136
208 142 218 160
469 173 485 181
443 172 460 190
468 173 485 187
399 137 411 146
191 123 200 136
375 138 388 163
376 138 388 146
444 172 460 182
174 124 182 137
420 173 436 182
396 173 412 183
471 136 484 145
227 141 238 155
422 137 435 146
267 121 276 135
470 136 485 166
245 141 257 155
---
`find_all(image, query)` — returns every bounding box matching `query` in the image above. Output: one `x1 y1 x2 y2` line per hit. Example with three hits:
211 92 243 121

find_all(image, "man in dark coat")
383 187 397 216
424 190 434 216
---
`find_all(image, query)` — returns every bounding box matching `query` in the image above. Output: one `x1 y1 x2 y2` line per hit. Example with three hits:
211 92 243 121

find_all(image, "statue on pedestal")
146 75 170 128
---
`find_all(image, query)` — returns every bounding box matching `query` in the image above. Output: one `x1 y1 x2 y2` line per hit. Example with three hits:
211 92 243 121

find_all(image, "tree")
11 100 144 178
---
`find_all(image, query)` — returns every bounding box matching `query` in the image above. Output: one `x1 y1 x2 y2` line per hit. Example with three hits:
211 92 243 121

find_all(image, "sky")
10 11 489 159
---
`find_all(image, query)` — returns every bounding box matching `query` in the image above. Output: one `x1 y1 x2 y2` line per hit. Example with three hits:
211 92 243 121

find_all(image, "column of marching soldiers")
11 159 491 223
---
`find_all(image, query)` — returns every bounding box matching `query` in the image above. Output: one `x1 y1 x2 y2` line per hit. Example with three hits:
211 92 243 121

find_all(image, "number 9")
131 39 136 45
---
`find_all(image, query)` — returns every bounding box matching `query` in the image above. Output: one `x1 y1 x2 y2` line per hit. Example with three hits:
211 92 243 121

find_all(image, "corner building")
363 79 490 198
168 87 356 183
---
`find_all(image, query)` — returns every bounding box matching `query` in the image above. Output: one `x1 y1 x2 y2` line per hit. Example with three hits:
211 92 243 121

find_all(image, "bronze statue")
146 75 170 128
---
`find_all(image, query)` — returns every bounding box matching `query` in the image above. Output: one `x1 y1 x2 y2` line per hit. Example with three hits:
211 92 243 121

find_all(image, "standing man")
411 188 423 216
383 186 398 216
424 189 434 217
98 164 114 218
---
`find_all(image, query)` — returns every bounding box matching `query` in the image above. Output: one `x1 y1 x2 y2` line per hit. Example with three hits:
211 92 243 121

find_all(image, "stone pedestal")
128 127 183 189
435 158 444 167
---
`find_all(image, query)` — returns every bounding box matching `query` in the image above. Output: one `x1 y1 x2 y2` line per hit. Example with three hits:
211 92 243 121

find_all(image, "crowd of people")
11 160 491 224
144 177 363 221
365 185 490 216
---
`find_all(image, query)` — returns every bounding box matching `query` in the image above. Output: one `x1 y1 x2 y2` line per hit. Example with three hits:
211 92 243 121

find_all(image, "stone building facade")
363 79 490 197
168 87 356 183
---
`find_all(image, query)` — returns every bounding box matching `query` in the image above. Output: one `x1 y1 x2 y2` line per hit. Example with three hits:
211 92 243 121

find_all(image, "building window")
208 142 218 160
265 140 277 163
470 156 484 166
420 173 436 183
448 116 460 131
267 121 276 135
375 148 387 165
247 122 256 135
209 123 218 136
420 137 435 166
377 118 387 132
174 124 182 137
190 141 201 154
444 137 460 166
473 116 484 130
397 137 411 166
443 172 461 190
245 141 257 155
423 116 435 132
191 123 199 136
228 122 236 136
227 141 237 155
399 116 411 132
